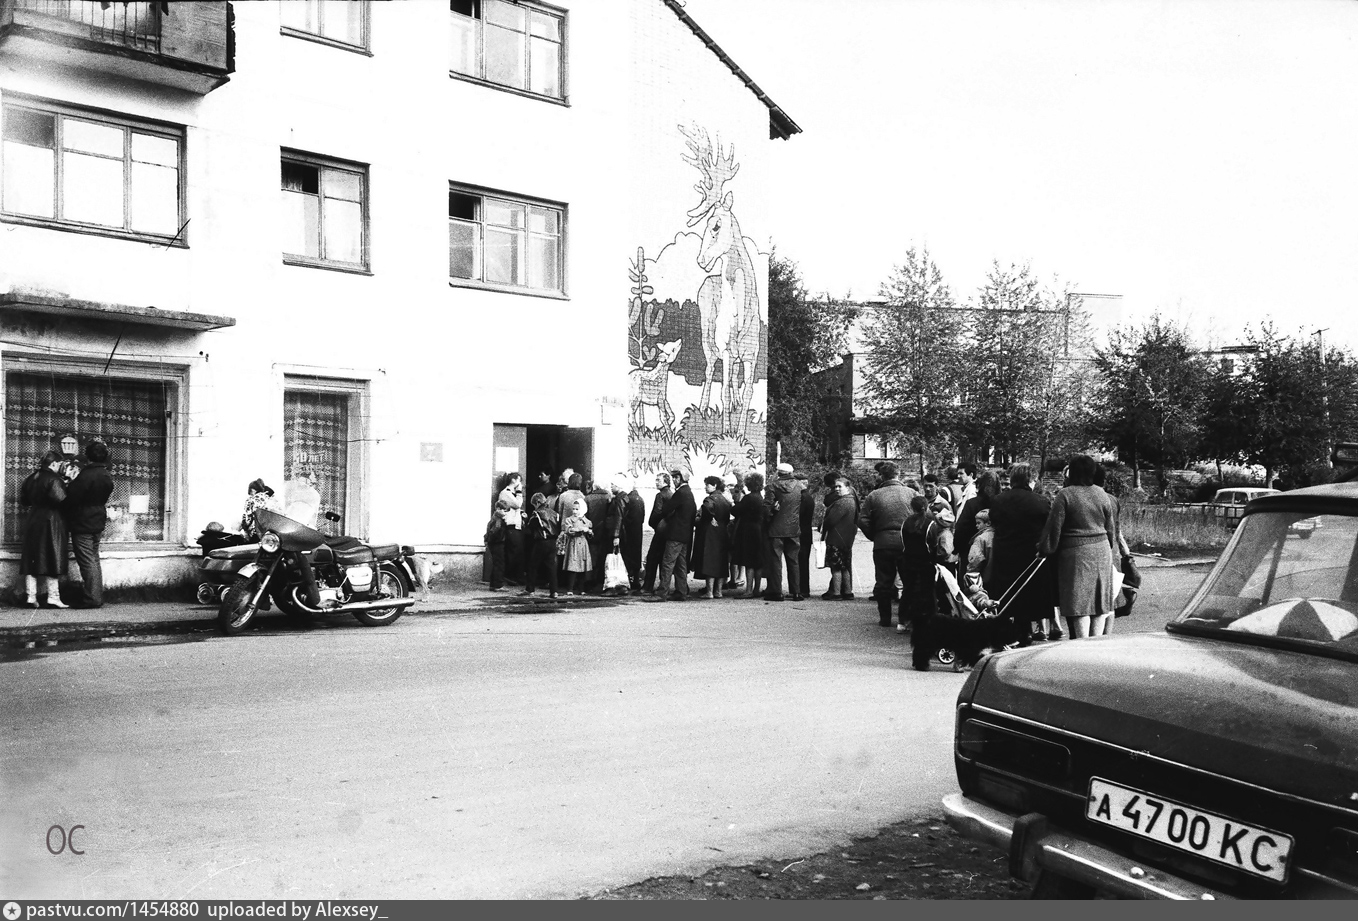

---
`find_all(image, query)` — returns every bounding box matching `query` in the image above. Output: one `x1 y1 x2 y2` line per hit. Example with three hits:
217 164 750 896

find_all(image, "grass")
1120 504 1232 554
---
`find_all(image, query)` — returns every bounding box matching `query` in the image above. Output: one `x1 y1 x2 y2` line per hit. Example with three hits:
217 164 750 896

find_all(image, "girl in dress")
561 498 593 595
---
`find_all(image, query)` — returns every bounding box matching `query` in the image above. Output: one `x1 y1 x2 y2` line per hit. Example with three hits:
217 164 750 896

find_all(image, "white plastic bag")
604 551 628 590
812 539 829 569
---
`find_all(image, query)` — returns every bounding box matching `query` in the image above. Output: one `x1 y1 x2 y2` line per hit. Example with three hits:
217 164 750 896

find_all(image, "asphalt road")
0 563 1210 900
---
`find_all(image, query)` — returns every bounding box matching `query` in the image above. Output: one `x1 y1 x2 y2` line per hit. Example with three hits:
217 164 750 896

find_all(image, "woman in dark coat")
987 463 1053 645
730 470 767 598
20 450 70 608
692 476 732 598
820 476 859 599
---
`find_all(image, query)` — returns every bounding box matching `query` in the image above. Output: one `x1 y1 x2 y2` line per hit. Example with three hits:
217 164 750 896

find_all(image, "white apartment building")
0 0 798 591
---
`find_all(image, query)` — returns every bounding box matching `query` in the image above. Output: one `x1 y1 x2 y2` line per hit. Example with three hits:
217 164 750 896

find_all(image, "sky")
679 0 1358 352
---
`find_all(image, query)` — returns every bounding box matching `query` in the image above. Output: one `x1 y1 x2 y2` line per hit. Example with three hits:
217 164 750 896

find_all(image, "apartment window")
280 0 369 51
4 364 182 545
450 0 564 100
282 153 368 271
1 101 183 240
449 187 562 293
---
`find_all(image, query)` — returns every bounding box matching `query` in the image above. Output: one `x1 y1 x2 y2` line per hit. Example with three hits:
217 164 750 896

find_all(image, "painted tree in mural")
679 124 762 437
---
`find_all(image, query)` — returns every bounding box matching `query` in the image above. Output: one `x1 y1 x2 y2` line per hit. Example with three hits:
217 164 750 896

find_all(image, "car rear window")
1175 511 1358 655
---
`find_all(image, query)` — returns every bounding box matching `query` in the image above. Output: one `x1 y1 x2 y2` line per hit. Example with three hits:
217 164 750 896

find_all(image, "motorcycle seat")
324 535 364 551
369 543 401 561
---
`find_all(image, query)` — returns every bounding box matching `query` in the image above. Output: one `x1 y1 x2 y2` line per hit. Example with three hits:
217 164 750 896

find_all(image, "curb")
0 594 630 648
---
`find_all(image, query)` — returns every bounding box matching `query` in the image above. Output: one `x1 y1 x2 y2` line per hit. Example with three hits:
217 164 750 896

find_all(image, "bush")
1120 504 1231 552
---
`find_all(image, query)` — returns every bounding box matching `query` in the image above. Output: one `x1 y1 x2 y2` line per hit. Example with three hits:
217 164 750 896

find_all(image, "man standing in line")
642 471 673 593
498 472 526 584
656 468 697 601
621 475 647 594
63 440 114 609
763 462 803 602
796 471 815 599
857 461 917 628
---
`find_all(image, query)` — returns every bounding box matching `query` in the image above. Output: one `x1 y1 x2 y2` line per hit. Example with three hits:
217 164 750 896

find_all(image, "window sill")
280 28 372 56
0 214 188 248
449 279 568 300
447 71 569 107
283 257 373 277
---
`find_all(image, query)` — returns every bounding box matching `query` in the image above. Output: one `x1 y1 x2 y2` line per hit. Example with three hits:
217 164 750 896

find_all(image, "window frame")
279 0 372 54
448 0 568 104
0 95 188 246
448 182 567 298
0 352 188 550
281 149 371 274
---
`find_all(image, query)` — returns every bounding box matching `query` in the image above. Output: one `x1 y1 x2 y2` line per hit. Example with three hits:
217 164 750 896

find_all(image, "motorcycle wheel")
353 563 411 627
218 573 266 635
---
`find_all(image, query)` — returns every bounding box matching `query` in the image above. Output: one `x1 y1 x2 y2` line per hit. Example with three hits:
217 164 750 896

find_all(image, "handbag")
604 551 628 590
1115 554 1142 618
812 539 829 569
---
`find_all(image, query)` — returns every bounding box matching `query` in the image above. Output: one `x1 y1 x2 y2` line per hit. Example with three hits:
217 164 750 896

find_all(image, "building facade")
0 0 797 591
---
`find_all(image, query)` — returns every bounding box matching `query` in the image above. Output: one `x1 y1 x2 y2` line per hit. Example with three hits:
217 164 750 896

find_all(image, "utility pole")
1315 327 1330 467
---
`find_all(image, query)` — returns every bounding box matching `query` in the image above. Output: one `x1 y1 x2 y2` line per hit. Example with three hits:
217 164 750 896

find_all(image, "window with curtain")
284 388 349 537
1 100 183 240
282 152 367 271
449 0 564 100
449 186 562 293
4 371 170 543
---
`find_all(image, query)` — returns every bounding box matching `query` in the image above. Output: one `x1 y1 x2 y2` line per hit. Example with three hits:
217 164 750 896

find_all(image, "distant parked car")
943 477 1358 899
1209 487 1279 523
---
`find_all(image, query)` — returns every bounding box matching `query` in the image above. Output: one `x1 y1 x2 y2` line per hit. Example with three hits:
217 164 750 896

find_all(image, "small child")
484 499 511 591
561 498 593 595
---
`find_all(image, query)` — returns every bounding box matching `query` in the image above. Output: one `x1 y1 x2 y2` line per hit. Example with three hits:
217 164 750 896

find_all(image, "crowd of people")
16 439 115 609
483 456 1139 671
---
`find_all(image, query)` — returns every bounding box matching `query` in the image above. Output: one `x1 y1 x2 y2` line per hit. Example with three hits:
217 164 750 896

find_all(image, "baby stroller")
931 557 1047 668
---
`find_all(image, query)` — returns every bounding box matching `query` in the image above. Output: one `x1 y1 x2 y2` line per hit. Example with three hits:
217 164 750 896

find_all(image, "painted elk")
680 124 762 437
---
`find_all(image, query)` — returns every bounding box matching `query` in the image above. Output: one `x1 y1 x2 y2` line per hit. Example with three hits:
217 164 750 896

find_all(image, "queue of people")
16 439 115 609
484 456 1137 659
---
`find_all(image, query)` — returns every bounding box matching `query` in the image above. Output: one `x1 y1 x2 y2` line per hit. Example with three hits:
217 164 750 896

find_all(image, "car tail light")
958 718 1071 785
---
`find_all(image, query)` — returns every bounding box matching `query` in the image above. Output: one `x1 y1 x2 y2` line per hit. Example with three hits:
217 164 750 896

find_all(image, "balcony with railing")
0 0 232 94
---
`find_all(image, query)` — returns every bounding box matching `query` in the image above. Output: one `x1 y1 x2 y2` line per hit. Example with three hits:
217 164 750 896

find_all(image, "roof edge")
661 0 802 140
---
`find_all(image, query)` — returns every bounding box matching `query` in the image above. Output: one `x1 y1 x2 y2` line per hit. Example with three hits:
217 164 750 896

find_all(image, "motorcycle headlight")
260 532 281 553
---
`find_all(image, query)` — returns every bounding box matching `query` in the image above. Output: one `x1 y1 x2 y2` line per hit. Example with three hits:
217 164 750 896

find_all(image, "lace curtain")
5 371 167 542
283 389 348 537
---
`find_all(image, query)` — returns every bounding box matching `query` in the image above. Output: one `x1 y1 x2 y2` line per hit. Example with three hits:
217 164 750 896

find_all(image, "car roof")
1247 481 1358 514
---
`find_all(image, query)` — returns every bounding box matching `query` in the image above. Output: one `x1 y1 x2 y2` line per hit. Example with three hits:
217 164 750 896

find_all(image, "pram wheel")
936 648 956 666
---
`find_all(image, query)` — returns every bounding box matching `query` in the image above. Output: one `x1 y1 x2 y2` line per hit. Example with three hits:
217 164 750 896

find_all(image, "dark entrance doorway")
485 423 595 582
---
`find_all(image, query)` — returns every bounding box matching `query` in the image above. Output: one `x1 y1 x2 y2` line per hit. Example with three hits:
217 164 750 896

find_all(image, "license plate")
1086 777 1293 883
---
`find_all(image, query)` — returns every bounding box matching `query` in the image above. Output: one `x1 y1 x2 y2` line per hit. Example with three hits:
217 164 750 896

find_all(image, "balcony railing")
13 0 160 52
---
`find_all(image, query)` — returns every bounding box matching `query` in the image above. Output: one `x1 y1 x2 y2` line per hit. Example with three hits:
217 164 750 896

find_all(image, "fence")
13 0 161 52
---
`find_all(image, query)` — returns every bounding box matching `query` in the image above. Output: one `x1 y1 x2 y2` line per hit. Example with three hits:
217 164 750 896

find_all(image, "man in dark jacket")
62 440 114 608
621 477 647 594
857 461 919 627
583 480 612 592
642 471 672 593
763 463 803 601
796 472 815 598
988 463 1053 645
657 468 697 600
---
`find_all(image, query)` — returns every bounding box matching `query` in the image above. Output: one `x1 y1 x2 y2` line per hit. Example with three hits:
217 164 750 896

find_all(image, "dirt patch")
585 813 1027 900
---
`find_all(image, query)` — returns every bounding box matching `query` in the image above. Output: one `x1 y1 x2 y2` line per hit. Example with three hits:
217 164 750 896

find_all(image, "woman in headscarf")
692 475 732 598
19 450 69 608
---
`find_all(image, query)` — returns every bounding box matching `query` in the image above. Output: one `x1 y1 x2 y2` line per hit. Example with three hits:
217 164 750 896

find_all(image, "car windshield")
1174 510 1358 656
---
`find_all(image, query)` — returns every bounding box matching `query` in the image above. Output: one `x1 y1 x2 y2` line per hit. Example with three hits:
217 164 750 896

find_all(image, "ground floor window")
4 368 174 543
284 377 367 538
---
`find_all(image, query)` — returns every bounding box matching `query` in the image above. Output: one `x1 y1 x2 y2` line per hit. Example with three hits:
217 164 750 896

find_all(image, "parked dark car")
943 480 1358 899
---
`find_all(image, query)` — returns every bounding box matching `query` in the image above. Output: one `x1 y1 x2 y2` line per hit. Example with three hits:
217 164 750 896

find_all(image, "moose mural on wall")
680 124 762 438
626 123 768 482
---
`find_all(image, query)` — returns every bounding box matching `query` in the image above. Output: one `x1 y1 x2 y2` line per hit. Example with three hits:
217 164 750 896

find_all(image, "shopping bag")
604 551 628 590
812 539 829 569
